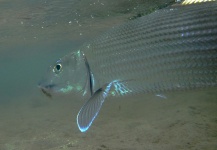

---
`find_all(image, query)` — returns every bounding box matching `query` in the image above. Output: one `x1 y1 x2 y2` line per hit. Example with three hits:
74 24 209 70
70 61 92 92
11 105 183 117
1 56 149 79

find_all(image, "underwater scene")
0 0 217 149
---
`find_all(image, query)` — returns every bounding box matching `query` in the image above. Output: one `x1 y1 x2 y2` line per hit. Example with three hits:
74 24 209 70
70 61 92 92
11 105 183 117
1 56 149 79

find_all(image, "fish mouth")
41 88 52 98
38 84 55 98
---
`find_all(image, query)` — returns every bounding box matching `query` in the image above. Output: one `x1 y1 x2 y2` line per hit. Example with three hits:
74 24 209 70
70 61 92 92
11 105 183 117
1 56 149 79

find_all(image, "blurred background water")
0 0 217 150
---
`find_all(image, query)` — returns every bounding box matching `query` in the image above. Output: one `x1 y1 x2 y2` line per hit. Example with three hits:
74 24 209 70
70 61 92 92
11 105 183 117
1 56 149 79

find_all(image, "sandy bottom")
0 88 216 150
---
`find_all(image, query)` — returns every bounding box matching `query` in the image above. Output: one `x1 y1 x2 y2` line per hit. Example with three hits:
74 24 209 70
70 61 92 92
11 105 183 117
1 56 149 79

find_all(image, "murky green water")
0 0 217 150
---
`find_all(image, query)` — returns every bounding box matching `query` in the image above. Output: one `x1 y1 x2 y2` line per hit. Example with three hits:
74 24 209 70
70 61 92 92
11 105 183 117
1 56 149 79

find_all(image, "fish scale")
39 1 217 132
81 3 217 94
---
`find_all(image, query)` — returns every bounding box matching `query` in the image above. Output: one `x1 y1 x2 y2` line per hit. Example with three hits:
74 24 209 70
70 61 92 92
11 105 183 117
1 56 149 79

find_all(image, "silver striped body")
39 1 217 132
81 2 217 95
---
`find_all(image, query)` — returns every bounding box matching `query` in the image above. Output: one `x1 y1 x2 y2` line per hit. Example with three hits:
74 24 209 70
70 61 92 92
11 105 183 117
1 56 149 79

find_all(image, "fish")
38 0 217 132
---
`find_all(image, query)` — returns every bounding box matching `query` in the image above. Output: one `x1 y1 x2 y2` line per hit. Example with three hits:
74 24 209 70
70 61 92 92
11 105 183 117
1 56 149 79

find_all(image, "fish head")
38 50 89 97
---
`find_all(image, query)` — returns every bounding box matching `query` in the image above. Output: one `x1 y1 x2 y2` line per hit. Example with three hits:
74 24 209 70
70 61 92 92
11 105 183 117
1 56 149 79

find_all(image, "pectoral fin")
77 83 112 132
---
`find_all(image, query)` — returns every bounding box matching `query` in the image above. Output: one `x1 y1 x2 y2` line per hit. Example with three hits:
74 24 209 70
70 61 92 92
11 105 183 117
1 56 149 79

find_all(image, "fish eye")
56 64 61 70
53 63 62 73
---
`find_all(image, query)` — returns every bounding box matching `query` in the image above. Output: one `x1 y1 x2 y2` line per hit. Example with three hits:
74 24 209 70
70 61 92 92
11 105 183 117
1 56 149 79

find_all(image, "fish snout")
38 82 53 98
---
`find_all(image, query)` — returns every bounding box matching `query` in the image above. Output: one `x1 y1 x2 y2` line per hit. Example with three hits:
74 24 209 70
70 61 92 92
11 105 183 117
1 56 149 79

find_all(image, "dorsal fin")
181 0 216 5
